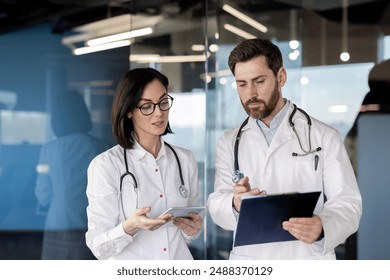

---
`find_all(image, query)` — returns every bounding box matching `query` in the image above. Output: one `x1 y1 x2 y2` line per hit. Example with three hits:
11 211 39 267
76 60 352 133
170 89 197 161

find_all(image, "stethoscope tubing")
119 142 187 218
232 104 321 181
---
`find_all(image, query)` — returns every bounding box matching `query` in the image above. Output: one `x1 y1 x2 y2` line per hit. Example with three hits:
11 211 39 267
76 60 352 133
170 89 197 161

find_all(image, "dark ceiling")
0 0 203 34
0 0 389 35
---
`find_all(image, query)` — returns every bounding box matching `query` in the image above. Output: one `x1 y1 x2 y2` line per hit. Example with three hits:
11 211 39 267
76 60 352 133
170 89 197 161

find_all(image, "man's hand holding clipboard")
234 191 321 246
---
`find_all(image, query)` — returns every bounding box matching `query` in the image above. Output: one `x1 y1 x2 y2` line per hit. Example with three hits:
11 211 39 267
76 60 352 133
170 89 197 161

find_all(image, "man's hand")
232 176 266 212
282 214 323 244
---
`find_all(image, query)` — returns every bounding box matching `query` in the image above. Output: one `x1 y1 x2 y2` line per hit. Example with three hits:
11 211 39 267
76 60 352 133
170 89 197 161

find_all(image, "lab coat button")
160 194 163 198
163 248 167 251
155 168 158 172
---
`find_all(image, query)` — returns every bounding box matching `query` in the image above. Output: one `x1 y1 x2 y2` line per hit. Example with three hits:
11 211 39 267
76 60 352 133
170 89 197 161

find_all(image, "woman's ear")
127 113 132 119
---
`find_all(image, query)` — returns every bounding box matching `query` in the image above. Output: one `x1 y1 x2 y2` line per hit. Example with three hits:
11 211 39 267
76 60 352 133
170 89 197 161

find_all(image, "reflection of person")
85 67 203 260
35 90 110 260
344 59 390 173
207 38 362 260
343 59 390 259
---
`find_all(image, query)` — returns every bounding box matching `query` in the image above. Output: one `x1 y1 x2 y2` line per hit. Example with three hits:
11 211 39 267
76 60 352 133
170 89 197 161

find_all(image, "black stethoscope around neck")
232 103 322 183
119 141 187 217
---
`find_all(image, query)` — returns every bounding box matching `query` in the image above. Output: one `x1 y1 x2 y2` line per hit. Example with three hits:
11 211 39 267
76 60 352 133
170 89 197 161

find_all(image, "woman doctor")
86 67 203 260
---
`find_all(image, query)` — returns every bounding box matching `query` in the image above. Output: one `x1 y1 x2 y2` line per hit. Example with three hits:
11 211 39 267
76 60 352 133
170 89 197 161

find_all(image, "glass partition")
0 21 129 260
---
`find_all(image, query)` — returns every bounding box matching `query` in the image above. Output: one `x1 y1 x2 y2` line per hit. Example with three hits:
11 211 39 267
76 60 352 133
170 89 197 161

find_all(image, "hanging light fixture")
223 23 256 39
222 4 268 33
320 17 327 65
340 0 350 62
289 9 299 50
288 9 300 61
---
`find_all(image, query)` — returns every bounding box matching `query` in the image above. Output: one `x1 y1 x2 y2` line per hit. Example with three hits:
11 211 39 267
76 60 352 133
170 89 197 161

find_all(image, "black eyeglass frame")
135 95 174 116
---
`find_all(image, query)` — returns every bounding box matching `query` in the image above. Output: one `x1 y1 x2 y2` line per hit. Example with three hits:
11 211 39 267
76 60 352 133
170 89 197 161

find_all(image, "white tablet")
159 206 205 218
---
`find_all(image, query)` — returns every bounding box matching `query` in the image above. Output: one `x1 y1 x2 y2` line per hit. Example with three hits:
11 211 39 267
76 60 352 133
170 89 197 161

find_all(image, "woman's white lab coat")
86 140 200 260
208 102 362 260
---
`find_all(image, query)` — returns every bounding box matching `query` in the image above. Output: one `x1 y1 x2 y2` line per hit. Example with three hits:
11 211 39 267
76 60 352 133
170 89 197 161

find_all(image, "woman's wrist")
122 220 138 236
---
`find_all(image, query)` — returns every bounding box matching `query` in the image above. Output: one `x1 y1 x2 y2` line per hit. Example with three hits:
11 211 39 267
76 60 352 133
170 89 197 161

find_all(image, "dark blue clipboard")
234 191 321 247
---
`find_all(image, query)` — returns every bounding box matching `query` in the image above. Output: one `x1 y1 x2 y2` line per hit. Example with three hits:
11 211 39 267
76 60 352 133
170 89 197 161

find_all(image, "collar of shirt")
255 99 290 146
132 138 167 163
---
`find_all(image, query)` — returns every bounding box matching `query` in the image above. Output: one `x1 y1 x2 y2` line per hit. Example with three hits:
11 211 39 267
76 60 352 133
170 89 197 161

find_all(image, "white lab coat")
208 102 362 260
86 140 200 260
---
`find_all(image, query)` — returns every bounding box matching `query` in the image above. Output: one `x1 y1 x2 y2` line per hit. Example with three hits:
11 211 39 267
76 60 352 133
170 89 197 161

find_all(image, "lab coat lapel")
267 104 295 157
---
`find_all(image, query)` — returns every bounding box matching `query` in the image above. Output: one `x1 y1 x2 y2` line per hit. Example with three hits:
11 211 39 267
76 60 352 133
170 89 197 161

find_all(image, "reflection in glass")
34 90 110 259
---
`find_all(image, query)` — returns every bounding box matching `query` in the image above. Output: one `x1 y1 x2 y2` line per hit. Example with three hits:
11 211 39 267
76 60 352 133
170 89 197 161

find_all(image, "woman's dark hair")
228 38 283 76
112 67 173 149
51 90 92 138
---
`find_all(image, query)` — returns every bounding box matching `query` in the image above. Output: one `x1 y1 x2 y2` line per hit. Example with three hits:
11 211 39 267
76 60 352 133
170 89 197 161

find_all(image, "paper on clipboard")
234 191 321 247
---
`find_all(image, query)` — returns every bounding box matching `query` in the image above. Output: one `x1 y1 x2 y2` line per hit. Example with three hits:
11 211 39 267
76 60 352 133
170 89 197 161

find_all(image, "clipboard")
234 191 321 247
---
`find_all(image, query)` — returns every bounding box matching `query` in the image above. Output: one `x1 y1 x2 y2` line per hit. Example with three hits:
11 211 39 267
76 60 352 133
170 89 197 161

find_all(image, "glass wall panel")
128 1 208 259
0 16 129 260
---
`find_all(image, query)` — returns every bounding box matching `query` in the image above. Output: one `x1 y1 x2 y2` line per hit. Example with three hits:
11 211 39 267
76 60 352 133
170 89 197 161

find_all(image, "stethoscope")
232 104 322 183
119 141 188 217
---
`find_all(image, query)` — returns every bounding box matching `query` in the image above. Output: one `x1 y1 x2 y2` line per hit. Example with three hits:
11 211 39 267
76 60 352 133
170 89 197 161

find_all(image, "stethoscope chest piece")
232 170 244 183
179 185 188 198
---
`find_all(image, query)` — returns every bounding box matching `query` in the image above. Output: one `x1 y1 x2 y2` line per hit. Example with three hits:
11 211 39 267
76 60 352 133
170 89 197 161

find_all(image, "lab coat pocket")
288 154 321 171
229 251 254 260
286 154 322 188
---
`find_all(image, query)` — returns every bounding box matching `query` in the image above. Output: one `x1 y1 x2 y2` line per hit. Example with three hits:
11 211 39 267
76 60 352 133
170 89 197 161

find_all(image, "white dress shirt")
86 139 201 260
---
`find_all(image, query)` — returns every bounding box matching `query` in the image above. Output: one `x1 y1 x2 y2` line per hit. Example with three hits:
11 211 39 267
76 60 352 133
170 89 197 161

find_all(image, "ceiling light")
86 27 153 46
209 44 219 52
328 105 348 113
300 76 309 85
219 77 227 85
340 52 350 62
224 23 256 39
222 4 268 33
129 54 206 63
288 50 300 61
73 40 131 56
192 44 205 52
289 40 300 50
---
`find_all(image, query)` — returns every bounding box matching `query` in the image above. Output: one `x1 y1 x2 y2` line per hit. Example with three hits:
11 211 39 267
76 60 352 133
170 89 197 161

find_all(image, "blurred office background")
0 0 389 260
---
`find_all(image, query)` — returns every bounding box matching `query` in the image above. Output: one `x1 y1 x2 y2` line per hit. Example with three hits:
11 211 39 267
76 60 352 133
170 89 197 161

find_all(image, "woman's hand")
122 207 173 236
173 213 203 237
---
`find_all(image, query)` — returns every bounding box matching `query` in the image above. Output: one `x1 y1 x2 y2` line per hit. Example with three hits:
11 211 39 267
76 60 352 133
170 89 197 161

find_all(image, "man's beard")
242 82 280 119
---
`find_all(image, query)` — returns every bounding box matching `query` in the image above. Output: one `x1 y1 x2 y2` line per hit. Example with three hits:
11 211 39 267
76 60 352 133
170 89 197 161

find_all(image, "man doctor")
207 38 362 260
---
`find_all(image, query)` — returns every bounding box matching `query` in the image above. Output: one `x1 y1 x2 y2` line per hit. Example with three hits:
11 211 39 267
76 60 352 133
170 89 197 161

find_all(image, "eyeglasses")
135 95 174 116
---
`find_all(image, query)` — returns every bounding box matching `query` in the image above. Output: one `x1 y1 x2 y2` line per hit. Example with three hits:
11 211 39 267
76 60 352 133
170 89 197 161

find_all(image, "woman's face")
129 79 170 140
